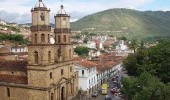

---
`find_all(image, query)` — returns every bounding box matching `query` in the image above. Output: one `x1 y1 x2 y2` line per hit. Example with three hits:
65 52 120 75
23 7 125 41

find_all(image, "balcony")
30 25 51 32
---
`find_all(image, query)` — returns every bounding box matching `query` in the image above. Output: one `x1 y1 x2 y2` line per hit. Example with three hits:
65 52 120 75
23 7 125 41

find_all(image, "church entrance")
61 86 65 100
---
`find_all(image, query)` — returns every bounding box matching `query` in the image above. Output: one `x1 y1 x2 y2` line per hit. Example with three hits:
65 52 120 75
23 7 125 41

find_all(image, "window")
40 13 45 21
48 51 51 63
41 34 45 43
34 51 38 64
70 66 72 72
7 87 10 97
51 93 53 100
82 70 84 75
69 49 71 59
58 46 61 57
34 34 37 44
50 72 52 79
61 69 64 75
63 35 66 42
58 35 60 43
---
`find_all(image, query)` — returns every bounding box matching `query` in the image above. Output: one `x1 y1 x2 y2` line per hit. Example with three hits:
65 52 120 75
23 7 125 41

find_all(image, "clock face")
62 18 66 27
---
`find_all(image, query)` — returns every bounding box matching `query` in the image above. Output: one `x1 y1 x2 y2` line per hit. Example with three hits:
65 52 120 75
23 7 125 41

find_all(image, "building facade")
0 0 78 100
73 60 97 94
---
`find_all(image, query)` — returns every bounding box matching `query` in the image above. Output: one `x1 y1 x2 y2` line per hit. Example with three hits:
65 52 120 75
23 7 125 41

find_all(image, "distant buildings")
0 19 7 26
116 40 128 54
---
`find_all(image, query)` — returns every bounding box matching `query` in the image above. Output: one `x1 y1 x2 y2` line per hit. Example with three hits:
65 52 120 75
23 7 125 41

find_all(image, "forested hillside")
71 8 170 40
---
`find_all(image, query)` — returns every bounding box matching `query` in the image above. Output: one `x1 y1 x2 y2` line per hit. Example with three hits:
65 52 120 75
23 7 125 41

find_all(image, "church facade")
0 0 78 100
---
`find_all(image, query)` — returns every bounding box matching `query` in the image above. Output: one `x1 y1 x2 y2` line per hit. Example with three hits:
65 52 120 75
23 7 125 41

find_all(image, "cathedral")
0 0 78 100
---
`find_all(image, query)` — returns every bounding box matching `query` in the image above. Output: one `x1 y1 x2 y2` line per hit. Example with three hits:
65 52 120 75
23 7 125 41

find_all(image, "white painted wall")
73 64 97 91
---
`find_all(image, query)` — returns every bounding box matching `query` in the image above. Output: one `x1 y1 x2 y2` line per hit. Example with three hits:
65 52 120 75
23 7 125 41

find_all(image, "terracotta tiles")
76 60 98 68
0 60 28 71
0 74 28 84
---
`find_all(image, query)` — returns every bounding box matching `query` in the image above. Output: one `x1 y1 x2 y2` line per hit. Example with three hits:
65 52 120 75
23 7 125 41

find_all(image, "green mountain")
71 8 170 40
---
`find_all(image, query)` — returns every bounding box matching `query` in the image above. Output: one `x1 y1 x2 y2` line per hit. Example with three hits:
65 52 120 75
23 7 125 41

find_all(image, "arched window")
7 87 10 97
48 51 51 63
58 46 61 57
34 51 38 64
50 72 52 79
69 49 71 59
40 13 45 21
63 35 66 42
34 34 37 44
61 69 64 75
41 34 45 43
70 66 72 72
82 70 84 75
51 93 53 100
58 35 60 43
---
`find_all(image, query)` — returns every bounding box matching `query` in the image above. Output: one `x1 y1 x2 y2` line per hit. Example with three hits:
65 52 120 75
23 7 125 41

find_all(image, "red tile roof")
0 74 27 84
0 61 28 71
76 60 98 68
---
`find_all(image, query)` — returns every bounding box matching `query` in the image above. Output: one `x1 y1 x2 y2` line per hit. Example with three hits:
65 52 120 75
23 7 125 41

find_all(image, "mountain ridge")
70 8 170 40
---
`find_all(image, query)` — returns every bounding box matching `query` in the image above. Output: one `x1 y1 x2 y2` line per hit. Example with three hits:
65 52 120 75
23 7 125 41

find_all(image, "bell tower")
54 5 72 62
27 0 55 87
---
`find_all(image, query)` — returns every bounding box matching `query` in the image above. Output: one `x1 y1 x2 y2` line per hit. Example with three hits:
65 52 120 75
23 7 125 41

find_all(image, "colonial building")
0 0 78 100
73 60 97 94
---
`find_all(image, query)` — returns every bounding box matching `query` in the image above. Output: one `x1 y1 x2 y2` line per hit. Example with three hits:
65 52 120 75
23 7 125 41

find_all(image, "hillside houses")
0 19 7 26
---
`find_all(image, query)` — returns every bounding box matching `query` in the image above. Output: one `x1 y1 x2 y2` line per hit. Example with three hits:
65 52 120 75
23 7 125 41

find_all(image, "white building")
0 19 7 25
86 41 96 49
73 60 98 93
11 46 28 53
116 40 128 54
88 50 101 57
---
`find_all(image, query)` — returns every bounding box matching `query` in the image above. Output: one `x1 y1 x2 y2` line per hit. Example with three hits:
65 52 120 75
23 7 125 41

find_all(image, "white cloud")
0 0 154 23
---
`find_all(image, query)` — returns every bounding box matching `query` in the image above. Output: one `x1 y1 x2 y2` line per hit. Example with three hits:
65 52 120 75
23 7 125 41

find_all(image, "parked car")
104 95 112 100
91 91 98 97
110 88 119 95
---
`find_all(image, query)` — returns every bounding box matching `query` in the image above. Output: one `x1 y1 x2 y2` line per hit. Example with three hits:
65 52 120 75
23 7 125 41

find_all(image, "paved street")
73 70 126 100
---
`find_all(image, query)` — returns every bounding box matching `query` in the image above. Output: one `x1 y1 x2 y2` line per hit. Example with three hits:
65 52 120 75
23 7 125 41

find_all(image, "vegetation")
74 46 89 56
71 8 170 41
122 72 170 100
122 40 170 99
123 40 170 83
7 26 20 32
0 34 29 44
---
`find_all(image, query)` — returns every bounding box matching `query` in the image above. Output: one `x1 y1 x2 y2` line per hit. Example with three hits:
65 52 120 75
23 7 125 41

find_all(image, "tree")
83 37 88 43
74 46 89 56
129 39 138 52
123 53 139 76
123 40 170 83
122 72 170 100
0 34 29 44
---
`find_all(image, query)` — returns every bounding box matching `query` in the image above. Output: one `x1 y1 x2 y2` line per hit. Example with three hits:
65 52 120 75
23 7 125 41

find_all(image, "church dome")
35 0 47 8
57 5 67 14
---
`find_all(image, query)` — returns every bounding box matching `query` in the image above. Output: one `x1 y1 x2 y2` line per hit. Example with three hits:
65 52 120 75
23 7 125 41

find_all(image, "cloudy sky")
0 0 170 24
